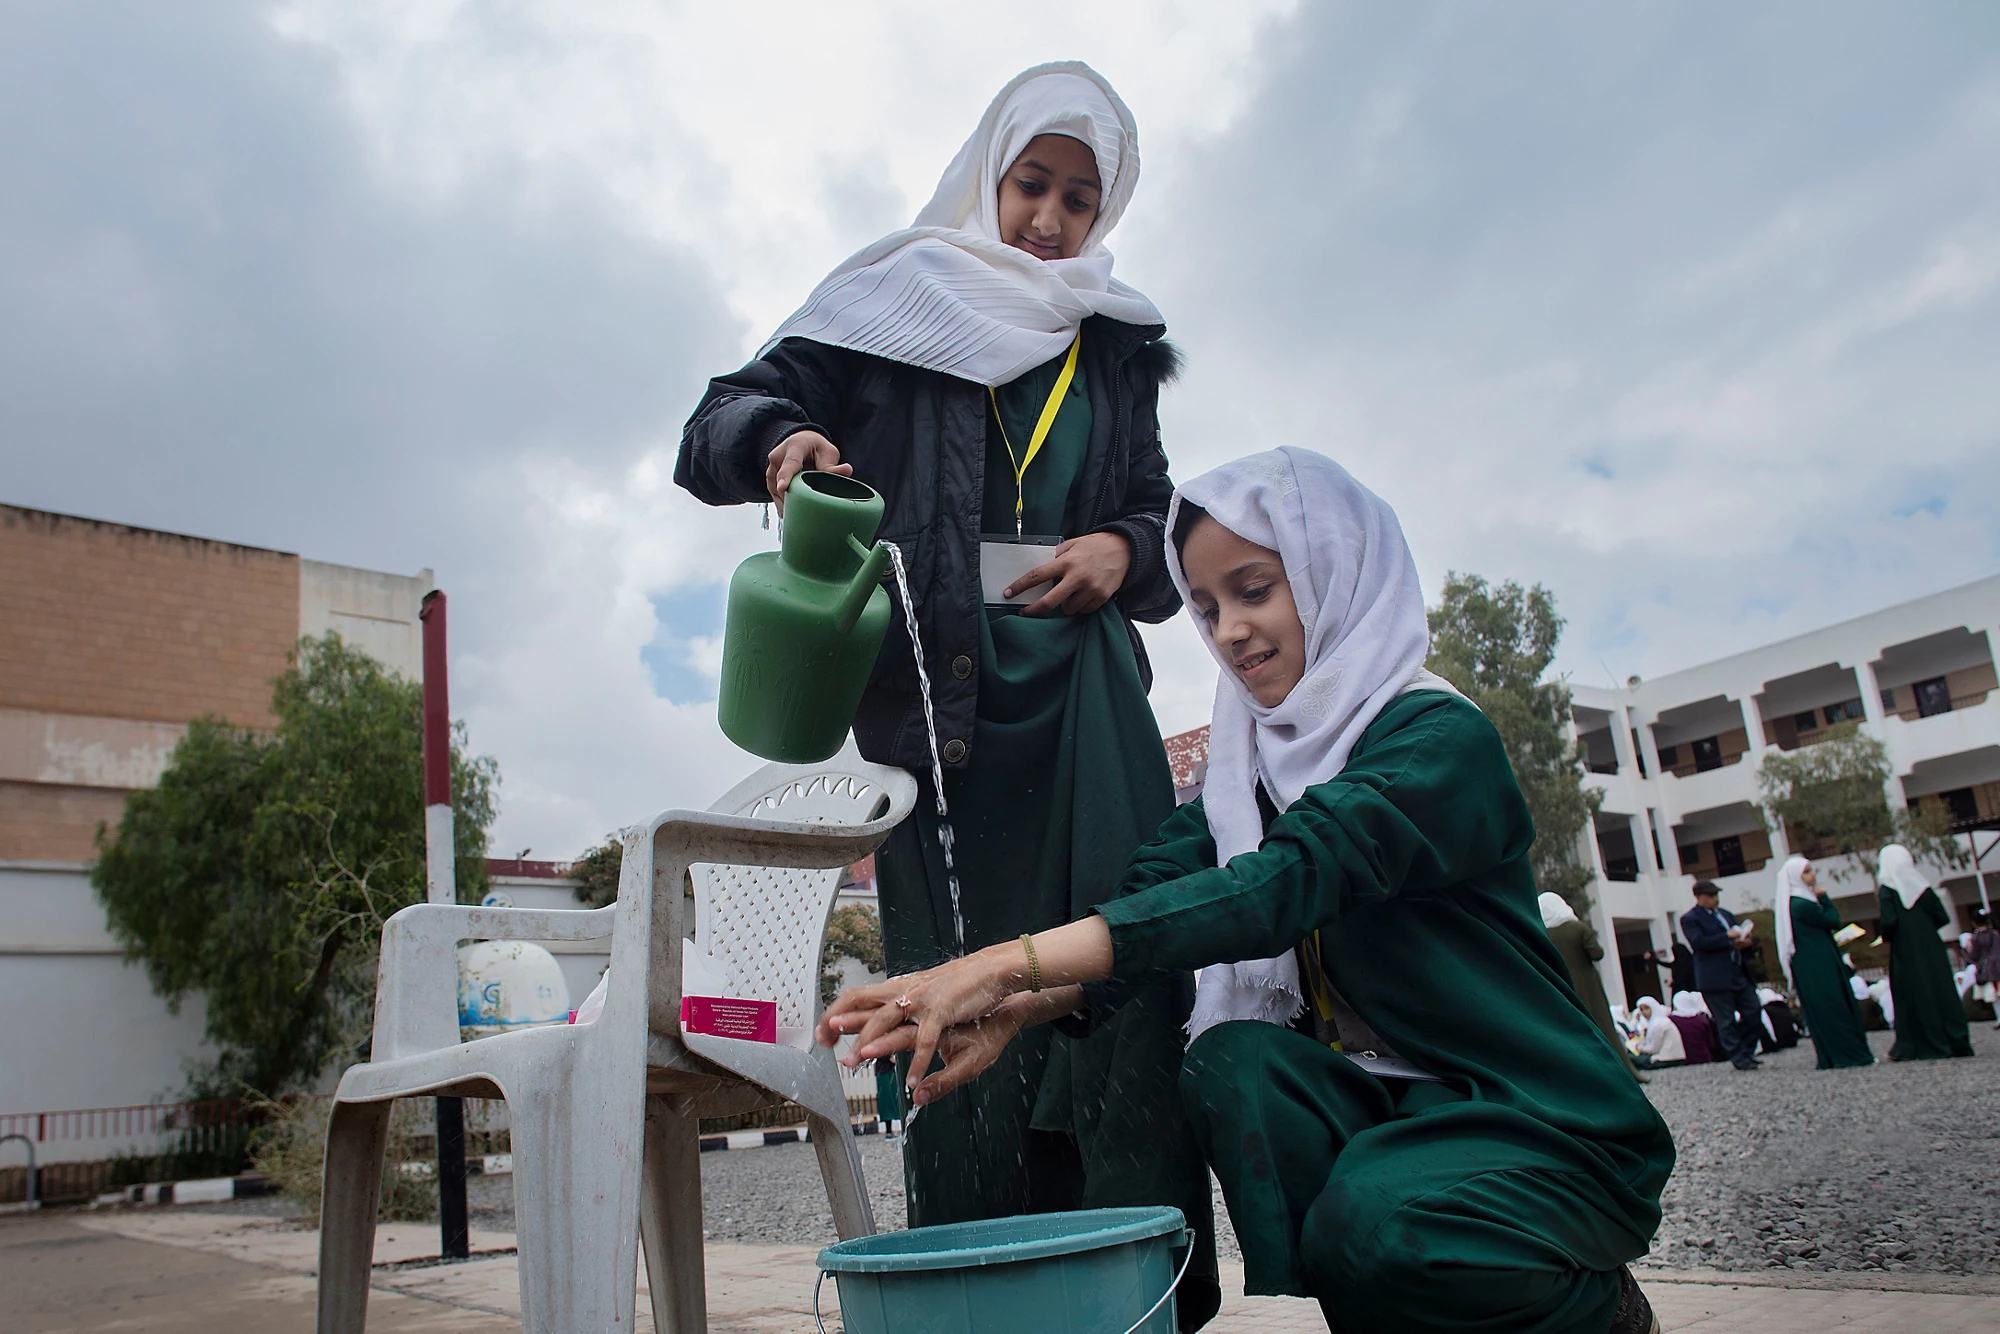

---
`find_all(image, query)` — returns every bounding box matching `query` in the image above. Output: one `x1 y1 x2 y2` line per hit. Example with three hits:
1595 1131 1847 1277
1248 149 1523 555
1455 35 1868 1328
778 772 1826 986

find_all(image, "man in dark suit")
1680 881 1763 1070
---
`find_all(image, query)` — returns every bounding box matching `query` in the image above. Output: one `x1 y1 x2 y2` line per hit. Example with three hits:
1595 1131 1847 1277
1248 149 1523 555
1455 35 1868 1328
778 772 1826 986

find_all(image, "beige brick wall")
0 780 130 862
0 505 300 729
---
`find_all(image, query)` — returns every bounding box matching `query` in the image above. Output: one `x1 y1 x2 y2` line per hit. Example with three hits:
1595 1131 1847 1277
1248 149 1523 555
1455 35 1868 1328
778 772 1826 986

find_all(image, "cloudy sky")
5 2 1997 859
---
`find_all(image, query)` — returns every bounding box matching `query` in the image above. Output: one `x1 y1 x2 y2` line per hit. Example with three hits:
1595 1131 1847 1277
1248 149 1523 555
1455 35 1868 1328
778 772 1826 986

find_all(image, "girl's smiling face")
997 133 1102 261
1179 514 1307 708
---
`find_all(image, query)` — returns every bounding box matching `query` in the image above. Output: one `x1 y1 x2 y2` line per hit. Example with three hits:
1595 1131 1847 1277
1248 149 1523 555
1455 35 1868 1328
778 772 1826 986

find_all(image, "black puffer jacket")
676 315 1181 774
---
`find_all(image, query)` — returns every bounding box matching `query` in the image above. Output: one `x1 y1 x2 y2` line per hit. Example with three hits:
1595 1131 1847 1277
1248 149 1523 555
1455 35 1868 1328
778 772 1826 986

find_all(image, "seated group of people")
1621 989 1796 1068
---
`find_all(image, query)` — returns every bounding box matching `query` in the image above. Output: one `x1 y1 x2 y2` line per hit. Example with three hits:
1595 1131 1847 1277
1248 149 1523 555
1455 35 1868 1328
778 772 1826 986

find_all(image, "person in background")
1877 845 1974 1061
1669 992 1718 1064
1771 855 1873 1069
1630 996 1686 1069
676 63 1217 1326
1755 987 1798 1051
1642 941 1696 998
873 1054 903 1137
1679 881 1763 1070
1540 891 1635 1075
1966 907 2000 1028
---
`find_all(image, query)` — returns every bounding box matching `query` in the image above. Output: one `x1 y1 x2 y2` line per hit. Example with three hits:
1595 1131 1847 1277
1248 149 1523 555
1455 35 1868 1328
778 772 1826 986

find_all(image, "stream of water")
885 543 966 955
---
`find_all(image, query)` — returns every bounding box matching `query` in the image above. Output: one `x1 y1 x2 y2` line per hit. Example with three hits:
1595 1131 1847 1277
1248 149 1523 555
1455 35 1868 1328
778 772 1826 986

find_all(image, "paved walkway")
6 1206 1998 1331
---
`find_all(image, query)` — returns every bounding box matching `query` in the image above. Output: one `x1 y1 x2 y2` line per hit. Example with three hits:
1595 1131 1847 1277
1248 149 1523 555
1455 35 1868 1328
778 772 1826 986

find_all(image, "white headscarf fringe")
761 62 1161 387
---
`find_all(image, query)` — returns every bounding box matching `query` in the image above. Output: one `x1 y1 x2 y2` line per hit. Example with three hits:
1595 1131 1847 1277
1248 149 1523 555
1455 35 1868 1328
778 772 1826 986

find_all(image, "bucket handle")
812 1227 1196 1334
1120 1228 1196 1334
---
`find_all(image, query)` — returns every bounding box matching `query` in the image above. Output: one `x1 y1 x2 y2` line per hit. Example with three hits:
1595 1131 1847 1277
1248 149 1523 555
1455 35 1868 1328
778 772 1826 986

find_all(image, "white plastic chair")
316 748 916 1334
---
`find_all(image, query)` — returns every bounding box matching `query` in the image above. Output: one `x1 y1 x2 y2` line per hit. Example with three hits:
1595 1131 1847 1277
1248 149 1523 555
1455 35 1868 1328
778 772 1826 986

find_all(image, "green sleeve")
1119 796 1219 893
1097 692 1533 981
1794 894 1842 932
1878 887 1902 939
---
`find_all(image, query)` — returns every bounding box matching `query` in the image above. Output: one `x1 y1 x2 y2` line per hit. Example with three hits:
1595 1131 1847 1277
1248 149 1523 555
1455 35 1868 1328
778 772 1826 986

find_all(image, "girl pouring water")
821 448 1675 1333
676 62 1218 1327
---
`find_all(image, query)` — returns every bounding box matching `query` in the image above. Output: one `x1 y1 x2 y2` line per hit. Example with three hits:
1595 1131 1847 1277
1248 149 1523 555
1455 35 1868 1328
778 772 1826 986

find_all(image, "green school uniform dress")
1880 885 1973 1061
1788 893 1874 1069
1088 690 1675 1334
873 341 1218 1316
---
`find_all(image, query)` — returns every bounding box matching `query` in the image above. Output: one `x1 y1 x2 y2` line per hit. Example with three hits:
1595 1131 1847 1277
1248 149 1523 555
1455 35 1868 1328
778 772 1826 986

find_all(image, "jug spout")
835 536 892 636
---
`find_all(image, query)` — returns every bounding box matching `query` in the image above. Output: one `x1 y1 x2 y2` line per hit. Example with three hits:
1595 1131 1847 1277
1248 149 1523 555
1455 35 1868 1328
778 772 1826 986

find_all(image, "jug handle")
834 536 892 636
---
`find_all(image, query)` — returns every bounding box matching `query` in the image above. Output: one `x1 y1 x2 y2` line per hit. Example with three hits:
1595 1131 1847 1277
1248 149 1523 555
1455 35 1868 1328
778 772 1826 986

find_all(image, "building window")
1692 736 1723 772
1913 676 1953 717
1794 710 1818 732
1825 698 1865 724
1882 687 1897 713
1713 835 1746 877
1631 730 1648 777
1656 743 1678 767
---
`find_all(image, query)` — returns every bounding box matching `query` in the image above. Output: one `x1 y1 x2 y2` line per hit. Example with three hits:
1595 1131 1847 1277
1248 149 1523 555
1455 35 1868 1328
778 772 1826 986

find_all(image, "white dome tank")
457 939 572 1031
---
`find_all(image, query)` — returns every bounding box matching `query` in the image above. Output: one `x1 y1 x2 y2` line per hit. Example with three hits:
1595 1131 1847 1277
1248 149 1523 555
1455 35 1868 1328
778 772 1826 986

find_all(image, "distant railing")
1 1093 887 1204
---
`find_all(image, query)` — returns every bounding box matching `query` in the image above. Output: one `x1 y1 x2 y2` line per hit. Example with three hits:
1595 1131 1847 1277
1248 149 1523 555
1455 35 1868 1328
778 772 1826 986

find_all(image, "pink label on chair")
680 995 778 1043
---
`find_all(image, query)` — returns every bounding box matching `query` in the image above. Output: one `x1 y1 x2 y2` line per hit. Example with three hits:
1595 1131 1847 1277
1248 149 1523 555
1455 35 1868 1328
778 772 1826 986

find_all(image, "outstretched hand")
816 949 1022 1100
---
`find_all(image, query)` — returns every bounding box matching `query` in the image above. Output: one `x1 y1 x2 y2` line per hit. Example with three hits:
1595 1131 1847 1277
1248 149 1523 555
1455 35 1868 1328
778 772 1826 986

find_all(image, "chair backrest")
686 749 907 1046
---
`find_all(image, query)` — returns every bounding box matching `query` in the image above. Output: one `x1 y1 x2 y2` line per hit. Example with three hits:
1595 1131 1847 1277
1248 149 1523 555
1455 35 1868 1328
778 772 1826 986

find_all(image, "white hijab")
1633 996 1669 1035
760 62 1162 387
1166 447 1460 1041
1771 855 1818 990
1538 892 1579 930
1877 843 1932 910
1672 991 1708 1017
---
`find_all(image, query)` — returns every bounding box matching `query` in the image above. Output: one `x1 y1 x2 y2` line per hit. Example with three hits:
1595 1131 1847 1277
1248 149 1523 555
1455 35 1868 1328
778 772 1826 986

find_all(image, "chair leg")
640 1091 708 1334
801 1061 875 1240
317 1098 393 1334
508 1074 647 1333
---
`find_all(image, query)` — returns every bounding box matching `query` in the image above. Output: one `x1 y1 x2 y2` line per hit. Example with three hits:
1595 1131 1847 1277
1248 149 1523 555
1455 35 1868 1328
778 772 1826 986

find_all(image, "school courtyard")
7 1026 1994 1333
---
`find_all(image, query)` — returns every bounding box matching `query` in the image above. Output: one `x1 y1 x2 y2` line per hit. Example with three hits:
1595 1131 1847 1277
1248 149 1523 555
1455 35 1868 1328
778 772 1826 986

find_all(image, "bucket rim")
815 1206 1186 1274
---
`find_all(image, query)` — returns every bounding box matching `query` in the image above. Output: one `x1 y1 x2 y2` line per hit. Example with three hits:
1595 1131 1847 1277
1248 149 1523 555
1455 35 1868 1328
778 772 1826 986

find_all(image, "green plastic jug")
718 471 894 763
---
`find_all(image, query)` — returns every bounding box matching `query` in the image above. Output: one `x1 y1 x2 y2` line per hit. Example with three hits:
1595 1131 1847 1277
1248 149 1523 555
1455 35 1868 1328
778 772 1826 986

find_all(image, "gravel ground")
1637 1020 1998 1273
189 1020 1994 1276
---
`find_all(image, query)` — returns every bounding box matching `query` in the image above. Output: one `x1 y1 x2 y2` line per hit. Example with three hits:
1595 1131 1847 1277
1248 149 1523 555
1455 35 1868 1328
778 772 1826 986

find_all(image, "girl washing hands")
820 447 1674 1334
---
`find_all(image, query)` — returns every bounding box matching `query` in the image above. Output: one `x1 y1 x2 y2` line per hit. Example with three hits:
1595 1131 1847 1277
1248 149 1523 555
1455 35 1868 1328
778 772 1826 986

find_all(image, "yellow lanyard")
988 333 1081 538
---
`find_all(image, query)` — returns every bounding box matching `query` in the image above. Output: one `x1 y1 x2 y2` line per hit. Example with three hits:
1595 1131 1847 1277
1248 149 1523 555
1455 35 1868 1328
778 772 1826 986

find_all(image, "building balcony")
1873 627 1996 723
1649 694 1752 779
1753 660 1870 751
1672 800 1773 880
1592 811 1641 882
1902 745 2000 836
1571 705 1620 775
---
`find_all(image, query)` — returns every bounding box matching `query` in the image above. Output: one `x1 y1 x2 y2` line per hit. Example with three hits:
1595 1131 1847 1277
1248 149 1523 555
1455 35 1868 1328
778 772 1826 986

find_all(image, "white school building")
1571 574 1999 1008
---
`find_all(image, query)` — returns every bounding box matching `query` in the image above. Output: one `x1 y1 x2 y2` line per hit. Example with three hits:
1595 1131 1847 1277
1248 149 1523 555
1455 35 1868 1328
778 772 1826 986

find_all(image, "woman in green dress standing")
677 63 1217 1327
1877 844 1974 1061
824 448 1674 1333
1771 855 1873 1069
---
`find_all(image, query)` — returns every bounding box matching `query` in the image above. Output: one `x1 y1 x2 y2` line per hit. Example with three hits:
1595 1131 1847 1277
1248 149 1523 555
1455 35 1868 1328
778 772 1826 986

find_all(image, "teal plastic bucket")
816 1207 1189 1334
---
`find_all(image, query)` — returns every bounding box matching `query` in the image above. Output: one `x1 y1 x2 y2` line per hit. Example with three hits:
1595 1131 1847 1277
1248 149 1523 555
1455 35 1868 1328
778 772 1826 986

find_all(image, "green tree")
93 634 498 1098
571 835 623 909
1426 573 1601 925
820 903 884 1008
1756 723 1963 881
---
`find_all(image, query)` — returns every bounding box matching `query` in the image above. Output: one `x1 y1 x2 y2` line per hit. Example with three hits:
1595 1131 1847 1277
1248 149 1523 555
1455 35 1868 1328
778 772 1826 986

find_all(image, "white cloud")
5 1 1996 865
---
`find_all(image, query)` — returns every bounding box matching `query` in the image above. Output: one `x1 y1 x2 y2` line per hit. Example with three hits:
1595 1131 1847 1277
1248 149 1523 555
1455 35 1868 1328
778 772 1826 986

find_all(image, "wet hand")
1008 531 1132 617
765 430 851 515
817 947 1023 1084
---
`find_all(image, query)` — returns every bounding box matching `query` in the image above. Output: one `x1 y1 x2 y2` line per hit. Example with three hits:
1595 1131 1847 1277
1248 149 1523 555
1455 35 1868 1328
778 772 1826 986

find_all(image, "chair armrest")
368 902 616 1063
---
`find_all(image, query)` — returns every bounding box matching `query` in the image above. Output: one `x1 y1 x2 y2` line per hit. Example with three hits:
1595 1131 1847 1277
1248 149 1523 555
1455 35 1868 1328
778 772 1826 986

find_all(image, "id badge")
979 536 1061 607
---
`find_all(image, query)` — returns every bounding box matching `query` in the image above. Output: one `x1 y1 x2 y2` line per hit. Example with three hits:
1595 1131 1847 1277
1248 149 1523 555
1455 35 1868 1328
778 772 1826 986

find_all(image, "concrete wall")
0 862 213 1154
300 558 431 682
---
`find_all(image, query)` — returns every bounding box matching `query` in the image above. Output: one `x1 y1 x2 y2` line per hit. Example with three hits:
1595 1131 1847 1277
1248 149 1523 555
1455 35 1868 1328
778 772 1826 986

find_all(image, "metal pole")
420 591 469 1260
